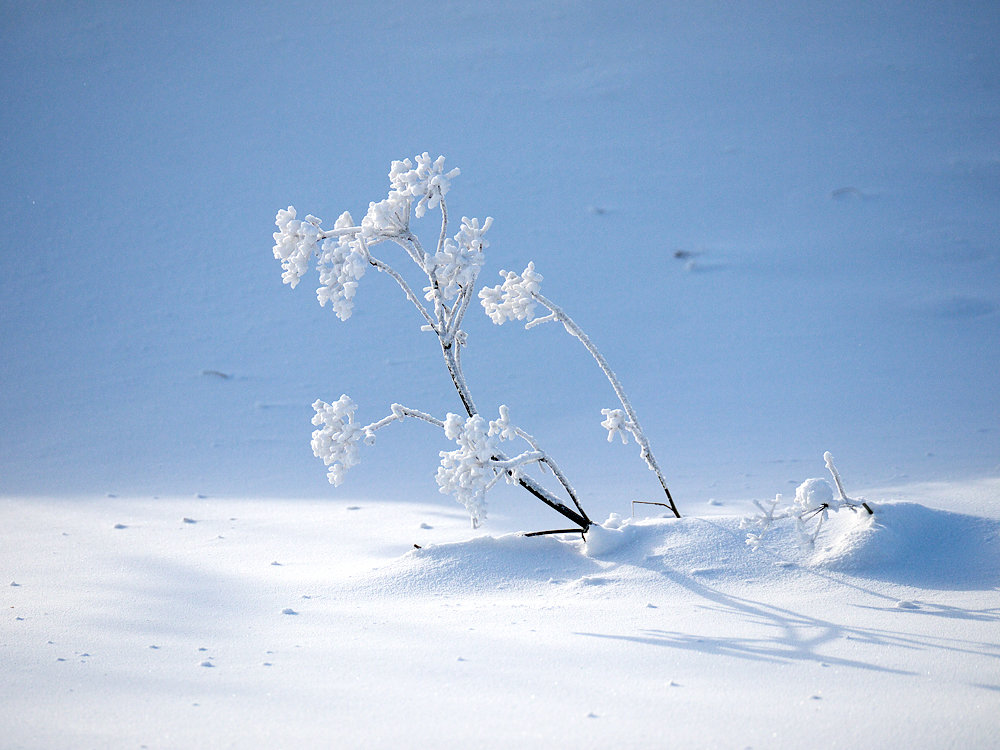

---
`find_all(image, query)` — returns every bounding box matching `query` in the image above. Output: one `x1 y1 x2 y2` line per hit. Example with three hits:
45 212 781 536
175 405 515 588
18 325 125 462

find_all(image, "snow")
1 0 999 747
3 485 999 748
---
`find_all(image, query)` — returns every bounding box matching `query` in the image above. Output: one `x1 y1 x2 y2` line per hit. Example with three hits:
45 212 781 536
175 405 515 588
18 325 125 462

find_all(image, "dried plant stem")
532 292 680 518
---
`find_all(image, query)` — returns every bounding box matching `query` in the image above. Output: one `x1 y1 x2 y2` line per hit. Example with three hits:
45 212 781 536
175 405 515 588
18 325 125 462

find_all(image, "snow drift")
349 501 1000 598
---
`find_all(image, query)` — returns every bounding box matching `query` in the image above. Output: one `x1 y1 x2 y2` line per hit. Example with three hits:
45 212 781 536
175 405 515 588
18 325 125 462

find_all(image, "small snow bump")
9 581 20 587
271 561 282 566
646 603 658 609
346 505 361 511
262 662 273 667
200 661 214 668
149 645 160 650
281 608 298 616
668 680 681 687
810 694 822 700
182 517 197 524
895 600 920 610
113 523 127 530
419 522 433 530
689 567 721 577
586 712 599 719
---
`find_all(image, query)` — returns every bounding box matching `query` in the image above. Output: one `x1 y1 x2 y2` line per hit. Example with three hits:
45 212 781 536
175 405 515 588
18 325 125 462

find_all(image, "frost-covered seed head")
316 211 368 321
360 194 408 238
273 207 323 289
311 395 364 486
428 216 491 300
479 262 543 325
388 153 460 218
435 407 518 526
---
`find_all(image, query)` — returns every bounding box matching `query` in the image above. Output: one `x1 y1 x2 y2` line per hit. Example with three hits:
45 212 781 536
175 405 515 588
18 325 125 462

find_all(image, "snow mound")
350 533 602 596
809 502 1000 589
350 502 1000 596
350 515 789 597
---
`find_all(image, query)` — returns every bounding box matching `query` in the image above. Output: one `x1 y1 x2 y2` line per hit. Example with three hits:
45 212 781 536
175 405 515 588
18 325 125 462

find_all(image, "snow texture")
3 484 999 748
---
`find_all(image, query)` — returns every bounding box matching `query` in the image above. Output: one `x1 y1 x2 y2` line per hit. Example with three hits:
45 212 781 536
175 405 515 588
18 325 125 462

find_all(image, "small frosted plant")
741 452 874 550
271 153 680 533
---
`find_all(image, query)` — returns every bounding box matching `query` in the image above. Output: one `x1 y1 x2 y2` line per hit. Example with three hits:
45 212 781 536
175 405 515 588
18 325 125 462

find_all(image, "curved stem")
437 196 450 255
533 292 680 518
364 404 446 433
512 426 589 525
366 253 439 333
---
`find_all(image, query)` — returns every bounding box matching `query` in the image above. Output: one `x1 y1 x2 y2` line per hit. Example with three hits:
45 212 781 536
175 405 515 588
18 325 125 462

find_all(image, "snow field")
3 483 998 748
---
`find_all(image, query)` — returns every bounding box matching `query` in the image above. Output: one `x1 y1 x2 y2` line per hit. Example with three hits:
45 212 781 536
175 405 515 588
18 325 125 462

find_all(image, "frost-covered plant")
272 153 679 531
741 452 874 550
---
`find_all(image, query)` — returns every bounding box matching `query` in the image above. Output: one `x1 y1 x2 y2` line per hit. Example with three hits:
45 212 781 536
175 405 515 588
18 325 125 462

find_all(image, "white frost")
272 207 322 289
310 395 364 486
479 262 543 324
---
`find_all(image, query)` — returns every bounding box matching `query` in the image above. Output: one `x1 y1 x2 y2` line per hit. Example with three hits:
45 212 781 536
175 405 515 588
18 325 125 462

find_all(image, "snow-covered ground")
2 1 998 747
4 481 999 748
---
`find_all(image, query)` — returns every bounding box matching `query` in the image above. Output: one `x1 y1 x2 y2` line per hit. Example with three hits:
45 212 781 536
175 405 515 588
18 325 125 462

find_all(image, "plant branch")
363 403 446 434
362 247 440 334
437 194 450 256
532 291 680 518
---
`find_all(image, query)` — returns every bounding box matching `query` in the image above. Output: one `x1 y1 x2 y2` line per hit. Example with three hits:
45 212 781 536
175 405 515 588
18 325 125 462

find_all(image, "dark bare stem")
509 474 590 529
437 340 589 531
522 528 587 539
631 500 674 517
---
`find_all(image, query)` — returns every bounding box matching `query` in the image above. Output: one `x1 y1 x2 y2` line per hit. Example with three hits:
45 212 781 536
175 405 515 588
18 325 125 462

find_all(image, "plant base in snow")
741 452 873 550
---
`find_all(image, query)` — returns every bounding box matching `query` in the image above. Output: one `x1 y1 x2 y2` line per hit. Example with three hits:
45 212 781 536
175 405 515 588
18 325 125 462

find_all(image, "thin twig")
522 528 587 539
533 292 680 518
